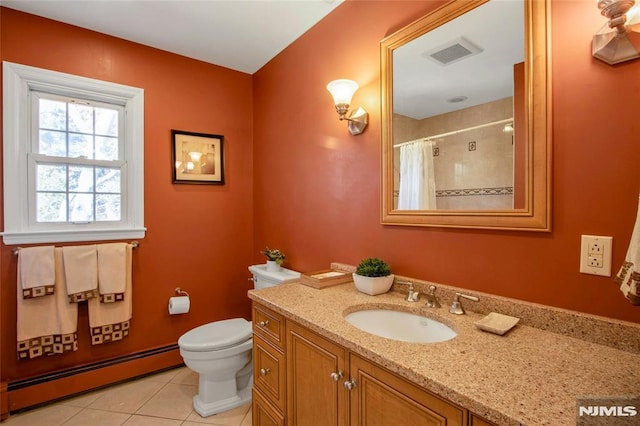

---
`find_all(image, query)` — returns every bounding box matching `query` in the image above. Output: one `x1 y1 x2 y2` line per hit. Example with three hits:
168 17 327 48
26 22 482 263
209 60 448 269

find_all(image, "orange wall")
253 0 640 324
0 8 255 381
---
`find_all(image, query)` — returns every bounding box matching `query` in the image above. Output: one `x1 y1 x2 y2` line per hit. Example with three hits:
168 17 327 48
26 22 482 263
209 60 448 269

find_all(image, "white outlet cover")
580 235 613 277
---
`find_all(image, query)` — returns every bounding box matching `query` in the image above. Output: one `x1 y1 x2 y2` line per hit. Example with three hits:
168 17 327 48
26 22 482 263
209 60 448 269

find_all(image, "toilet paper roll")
168 296 190 315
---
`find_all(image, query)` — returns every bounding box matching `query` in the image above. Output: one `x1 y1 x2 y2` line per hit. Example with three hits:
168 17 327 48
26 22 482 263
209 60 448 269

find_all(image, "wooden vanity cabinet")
251 301 496 426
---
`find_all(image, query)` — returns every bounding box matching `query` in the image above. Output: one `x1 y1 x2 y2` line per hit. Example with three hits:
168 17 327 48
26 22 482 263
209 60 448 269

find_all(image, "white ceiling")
393 0 524 120
2 0 523 119
0 0 344 74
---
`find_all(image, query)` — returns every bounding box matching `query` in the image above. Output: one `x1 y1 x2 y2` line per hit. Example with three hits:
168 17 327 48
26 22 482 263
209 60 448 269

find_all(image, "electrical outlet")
580 235 612 276
587 255 603 268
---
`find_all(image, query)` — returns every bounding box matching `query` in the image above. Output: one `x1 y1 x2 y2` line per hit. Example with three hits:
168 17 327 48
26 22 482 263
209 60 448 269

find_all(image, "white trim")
2 228 147 245
2 61 146 244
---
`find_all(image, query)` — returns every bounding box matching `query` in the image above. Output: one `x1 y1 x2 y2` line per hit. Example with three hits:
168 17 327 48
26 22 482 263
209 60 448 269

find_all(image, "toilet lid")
178 318 252 351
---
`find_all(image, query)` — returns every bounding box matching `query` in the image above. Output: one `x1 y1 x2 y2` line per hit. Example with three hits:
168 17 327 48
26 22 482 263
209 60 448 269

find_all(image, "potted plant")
262 247 286 272
352 257 394 295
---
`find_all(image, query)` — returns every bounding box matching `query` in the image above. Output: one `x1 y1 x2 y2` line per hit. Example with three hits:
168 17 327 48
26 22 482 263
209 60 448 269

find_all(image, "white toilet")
178 264 300 417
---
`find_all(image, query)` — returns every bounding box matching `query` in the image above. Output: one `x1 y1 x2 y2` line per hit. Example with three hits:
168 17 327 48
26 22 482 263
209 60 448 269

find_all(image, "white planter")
352 273 395 296
266 260 281 272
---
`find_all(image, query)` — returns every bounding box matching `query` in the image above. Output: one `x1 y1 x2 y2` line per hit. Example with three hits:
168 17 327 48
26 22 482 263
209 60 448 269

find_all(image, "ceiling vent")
423 37 483 66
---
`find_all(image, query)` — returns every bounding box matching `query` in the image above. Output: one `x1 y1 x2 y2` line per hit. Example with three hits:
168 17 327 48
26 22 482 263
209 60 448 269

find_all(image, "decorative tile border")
436 186 513 197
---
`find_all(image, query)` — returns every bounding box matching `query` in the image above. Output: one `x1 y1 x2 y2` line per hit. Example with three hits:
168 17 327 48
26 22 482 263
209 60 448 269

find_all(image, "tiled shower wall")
393 97 514 210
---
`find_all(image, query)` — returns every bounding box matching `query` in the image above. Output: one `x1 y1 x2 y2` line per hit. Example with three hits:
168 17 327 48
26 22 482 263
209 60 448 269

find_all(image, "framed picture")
171 130 224 184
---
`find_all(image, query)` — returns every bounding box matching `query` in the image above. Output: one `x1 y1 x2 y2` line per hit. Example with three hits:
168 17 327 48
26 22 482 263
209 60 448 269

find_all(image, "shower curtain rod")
12 240 139 256
393 117 513 148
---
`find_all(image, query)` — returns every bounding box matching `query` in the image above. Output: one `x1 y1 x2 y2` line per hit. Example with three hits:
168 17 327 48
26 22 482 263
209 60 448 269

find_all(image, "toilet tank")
248 264 301 290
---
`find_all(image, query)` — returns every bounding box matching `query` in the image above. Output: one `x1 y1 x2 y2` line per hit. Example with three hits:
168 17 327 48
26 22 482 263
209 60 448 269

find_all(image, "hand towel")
62 245 98 303
17 248 78 359
18 246 55 298
615 195 640 305
97 243 127 303
88 244 133 345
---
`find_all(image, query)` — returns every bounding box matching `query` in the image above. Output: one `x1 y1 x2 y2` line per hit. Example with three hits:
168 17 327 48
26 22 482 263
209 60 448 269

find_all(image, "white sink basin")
345 309 457 343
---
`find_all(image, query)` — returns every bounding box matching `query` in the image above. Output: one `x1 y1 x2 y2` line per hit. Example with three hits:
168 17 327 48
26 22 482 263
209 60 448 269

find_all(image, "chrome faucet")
449 292 479 315
424 285 441 308
397 280 419 302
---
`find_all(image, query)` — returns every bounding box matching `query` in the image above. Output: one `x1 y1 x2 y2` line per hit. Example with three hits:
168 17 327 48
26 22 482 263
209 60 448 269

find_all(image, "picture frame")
171 130 224 185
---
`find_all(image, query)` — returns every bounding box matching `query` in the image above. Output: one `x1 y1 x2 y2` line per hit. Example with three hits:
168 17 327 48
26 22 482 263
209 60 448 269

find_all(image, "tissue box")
300 269 352 289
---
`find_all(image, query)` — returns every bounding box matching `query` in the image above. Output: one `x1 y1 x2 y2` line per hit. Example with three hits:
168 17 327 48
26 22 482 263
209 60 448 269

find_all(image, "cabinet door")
286 320 349 426
470 413 497 426
349 354 465 426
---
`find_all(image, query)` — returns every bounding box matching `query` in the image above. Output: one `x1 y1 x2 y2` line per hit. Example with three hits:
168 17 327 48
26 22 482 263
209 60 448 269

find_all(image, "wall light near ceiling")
326 79 368 135
593 0 640 64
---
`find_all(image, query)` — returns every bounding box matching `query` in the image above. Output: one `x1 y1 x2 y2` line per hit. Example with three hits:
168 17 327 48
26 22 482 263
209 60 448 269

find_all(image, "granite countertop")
248 280 640 426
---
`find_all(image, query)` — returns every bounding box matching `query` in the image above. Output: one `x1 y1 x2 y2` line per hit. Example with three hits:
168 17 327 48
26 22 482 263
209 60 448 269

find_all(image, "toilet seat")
178 318 252 351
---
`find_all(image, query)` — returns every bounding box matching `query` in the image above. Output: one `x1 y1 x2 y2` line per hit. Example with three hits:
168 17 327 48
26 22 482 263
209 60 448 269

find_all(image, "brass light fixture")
593 0 640 64
326 79 368 135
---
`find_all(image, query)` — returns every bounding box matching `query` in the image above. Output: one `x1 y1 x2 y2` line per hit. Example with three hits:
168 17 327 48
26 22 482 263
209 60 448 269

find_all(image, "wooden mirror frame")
380 0 551 231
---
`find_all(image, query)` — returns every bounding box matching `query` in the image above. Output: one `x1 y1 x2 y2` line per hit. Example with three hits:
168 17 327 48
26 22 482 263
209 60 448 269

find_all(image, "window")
3 62 145 244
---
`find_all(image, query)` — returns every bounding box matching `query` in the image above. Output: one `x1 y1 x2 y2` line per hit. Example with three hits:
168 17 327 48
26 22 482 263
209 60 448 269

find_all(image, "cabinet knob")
330 371 344 382
258 320 269 327
260 368 270 376
343 379 357 390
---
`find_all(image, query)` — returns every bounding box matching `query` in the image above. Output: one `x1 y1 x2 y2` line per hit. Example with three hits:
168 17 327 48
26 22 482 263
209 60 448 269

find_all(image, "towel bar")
12 241 139 256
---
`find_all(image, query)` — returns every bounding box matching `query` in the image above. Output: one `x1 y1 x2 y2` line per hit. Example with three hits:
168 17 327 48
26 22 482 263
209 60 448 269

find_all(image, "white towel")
88 244 133 345
62 245 98 303
97 243 127 303
18 246 55 298
615 195 640 305
17 248 78 359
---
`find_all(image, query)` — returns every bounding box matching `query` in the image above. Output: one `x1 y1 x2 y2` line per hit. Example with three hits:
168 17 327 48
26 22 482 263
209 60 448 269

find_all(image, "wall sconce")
593 0 640 64
326 79 368 135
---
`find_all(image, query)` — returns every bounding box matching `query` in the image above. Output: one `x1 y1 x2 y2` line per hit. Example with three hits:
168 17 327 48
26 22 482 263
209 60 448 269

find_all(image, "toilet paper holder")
175 287 189 297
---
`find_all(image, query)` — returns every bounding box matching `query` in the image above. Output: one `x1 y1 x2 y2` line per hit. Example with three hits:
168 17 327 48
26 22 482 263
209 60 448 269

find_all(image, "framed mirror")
381 0 551 231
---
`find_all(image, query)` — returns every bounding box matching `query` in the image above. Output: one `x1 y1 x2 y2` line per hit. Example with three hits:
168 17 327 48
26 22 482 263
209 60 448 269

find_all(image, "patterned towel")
62 245 98 303
97 243 127 303
18 246 55 298
615 196 640 305
89 244 133 345
17 248 78 359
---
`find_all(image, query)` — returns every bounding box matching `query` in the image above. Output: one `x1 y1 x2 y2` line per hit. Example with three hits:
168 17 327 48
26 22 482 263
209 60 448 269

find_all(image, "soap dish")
474 312 520 335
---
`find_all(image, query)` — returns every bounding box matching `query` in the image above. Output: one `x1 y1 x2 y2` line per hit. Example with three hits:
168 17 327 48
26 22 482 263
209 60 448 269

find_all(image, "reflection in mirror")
381 0 551 231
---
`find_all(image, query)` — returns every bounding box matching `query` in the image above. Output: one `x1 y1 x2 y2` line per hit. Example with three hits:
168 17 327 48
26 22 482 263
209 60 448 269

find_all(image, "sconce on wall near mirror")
593 0 640 64
326 79 368 135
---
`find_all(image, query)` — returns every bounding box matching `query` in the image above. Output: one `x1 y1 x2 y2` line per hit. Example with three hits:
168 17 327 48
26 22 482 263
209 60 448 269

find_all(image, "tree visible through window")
33 93 124 224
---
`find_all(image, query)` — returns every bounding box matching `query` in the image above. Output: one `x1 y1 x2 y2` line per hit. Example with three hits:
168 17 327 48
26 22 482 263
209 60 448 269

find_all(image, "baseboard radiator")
3 344 182 417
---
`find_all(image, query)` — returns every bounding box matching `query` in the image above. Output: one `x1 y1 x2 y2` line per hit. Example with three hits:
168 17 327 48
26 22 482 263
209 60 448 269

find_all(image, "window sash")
2 61 145 245
29 92 127 228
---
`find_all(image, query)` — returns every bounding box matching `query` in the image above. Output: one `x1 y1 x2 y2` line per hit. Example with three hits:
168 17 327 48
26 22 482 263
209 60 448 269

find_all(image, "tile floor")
2 367 252 426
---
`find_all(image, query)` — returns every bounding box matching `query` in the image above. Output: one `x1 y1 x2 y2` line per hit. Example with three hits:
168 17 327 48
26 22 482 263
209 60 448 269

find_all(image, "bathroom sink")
344 309 457 343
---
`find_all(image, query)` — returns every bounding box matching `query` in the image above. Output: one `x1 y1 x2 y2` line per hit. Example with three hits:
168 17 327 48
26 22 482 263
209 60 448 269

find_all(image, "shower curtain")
397 140 436 210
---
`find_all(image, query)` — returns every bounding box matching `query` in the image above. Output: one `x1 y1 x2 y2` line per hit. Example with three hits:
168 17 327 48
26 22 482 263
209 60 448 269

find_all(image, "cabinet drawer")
253 388 285 426
253 303 285 349
253 334 286 413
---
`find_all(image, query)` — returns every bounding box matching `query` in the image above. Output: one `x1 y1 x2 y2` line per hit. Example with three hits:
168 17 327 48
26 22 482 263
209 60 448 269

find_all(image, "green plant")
355 257 391 277
261 247 286 265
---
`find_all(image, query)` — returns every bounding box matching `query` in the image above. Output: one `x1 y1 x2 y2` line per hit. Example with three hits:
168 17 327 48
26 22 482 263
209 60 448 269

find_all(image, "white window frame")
3 61 146 244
